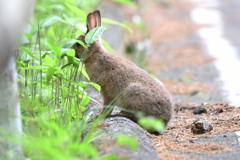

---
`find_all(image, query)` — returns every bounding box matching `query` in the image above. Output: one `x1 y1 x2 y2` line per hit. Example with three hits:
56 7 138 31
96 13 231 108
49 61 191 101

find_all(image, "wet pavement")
183 132 240 160
189 0 240 106
156 0 240 159
220 0 240 59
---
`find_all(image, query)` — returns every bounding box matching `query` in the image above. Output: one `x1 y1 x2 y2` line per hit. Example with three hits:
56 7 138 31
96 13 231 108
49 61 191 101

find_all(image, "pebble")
191 118 213 134
189 140 194 143
193 107 207 115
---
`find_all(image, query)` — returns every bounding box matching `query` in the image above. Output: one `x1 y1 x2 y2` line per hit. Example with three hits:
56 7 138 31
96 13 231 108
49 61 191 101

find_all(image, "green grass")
16 0 140 159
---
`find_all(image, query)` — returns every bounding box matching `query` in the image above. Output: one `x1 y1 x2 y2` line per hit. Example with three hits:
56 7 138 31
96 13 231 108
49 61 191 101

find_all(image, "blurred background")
1 0 239 159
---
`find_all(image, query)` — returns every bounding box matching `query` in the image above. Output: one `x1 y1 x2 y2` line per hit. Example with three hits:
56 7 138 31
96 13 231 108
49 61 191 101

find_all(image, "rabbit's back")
84 50 173 124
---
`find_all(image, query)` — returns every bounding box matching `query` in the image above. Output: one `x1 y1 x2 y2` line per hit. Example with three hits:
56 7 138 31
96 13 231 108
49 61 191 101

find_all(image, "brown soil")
153 103 240 159
162 80 209 95
122 0 214 73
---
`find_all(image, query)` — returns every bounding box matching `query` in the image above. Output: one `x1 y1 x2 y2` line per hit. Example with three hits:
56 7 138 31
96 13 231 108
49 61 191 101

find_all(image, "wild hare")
72 10 173 126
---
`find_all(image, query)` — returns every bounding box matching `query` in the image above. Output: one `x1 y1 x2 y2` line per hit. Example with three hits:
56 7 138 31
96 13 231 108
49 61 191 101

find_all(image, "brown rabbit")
72 10 173 126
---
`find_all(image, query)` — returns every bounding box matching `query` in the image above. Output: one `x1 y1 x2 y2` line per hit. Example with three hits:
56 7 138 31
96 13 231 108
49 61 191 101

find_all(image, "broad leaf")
40 16 65 29
27 20 38 32
89 82 101 93
46 38 61 57
80 95 90 107
54 56 59 67
102 18 133 34
66 49 75 57
111 0 137 8
46 66 58 83
65 3 86 19
116 135 138 150
22 66 48 70
19 46 34 58
79 67 90 81
24 33 32 41
75 40 88 49
85 27 106 45
61 63 72 69
41 55 54 66
138 117 165 133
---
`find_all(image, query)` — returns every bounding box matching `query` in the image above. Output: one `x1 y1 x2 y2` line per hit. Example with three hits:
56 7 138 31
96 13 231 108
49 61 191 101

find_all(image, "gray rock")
191 118 213 134
193 107 207 115
93 117 160 160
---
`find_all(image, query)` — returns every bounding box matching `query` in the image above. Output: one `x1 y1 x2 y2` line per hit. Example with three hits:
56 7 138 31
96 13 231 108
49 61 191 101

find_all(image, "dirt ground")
120 0 240 159
152 103 240 160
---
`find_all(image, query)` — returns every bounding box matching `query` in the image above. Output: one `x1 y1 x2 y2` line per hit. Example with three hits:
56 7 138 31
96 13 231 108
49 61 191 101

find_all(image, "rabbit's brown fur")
72 10 173 125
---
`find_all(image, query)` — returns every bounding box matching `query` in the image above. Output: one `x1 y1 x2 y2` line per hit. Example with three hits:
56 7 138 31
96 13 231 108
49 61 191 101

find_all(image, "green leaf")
75 40 88 49
65 3 86 19
54 56 59 67
63 39 76 48
23 66 49 70
102 18 133 34
79 82 86 88
85 27 106 45
24 33 32 41
79 66 90 81
80 95 90 107
19 46 34 58
41 55 54 65
65 49 75 64
46 38 61 57
150 73 164 86
40 16 65 29
111 0 137 8
138 117 165 133
79 143 98 158
73 59 79 68
27 20 38 32
66 49 75 57
67 56 74 64
101 155 120 160
64 39 87 49
116 135 138 150
181 75 192 85
46 66 58 83
42 52 48 59
89 82 101 93
61 63 72 69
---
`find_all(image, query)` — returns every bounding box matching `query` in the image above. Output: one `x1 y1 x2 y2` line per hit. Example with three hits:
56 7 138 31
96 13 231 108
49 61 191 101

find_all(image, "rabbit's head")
72 10 101 59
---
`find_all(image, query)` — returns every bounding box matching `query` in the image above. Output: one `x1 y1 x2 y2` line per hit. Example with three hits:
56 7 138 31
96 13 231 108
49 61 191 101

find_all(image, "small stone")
211 145 219 150
190 90 199 96
216 108 224 113
223 135 227 137
189 140 194 143
193 107 207 115
191 118 213 134
155 143 160 147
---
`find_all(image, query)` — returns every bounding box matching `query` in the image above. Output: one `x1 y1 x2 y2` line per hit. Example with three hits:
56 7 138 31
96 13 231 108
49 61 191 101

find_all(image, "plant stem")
38 22 43 102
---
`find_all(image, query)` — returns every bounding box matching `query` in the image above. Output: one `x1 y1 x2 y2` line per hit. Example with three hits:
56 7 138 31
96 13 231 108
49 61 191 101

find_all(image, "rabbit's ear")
87 13 97 32
93 10 101 27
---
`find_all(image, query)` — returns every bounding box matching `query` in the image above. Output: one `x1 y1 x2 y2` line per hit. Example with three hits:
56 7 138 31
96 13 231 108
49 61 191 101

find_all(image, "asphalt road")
180 1 240 159
220 0 240 59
